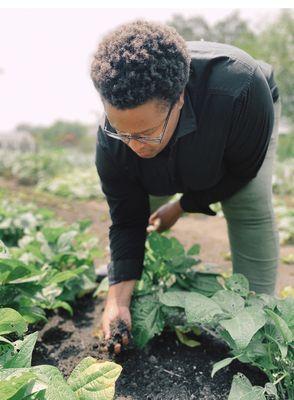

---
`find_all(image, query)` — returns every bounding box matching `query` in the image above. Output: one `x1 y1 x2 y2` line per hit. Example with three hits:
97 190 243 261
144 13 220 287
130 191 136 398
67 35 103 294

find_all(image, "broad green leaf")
17 306 47 325
131 295 165 348
184 292 223 324
0 308 27 335
225 274 249 297
93 277 109 297
212 290 245 316
0 371 37 400
48 270 79 285
186 271 223 297
264 323 288 359
258 294 277 309
51 301 73 316
158 291 186 308
228 373 266 400
67 356 122 400
3 332 38 368
159 291 222 324
220 306 266 349
265 309 293 343
277 297 294 327
30 365 76 400
187 243 200 256
211 356 237 378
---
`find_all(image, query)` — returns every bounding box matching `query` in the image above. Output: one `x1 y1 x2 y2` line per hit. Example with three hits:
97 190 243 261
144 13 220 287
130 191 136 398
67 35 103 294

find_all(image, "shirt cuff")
179 194 217 216
107 258 144 286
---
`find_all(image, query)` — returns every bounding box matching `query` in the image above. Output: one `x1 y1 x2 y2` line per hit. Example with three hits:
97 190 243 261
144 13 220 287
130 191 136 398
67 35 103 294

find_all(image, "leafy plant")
0 212 100 323
0 309 122 400
96 232 293 399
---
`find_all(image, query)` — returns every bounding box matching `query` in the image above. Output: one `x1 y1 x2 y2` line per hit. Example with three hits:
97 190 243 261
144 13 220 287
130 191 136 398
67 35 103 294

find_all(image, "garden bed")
32 294 268 400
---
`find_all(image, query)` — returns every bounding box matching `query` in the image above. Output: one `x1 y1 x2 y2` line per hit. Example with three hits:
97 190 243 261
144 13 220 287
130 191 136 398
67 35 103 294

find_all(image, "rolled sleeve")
95 129 150 286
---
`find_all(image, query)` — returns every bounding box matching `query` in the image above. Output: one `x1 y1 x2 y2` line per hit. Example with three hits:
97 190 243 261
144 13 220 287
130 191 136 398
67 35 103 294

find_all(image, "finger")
114 343 121 354
103 327 111 341
148 211 158 223
154 218 161 229
122 334 129 346
147 225 155 233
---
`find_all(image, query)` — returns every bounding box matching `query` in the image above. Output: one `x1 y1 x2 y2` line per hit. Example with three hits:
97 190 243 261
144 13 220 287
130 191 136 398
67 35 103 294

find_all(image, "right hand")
102 300 132 354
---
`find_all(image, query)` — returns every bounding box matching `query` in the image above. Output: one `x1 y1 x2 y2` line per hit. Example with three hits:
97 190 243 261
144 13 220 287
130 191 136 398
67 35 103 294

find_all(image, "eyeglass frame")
103 102 174 144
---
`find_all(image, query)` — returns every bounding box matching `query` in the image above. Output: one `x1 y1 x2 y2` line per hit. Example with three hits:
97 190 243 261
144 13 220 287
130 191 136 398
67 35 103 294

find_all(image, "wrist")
107 279 136 307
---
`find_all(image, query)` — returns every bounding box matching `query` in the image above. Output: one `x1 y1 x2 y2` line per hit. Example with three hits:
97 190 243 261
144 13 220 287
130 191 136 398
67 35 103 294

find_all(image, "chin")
136 150 157 158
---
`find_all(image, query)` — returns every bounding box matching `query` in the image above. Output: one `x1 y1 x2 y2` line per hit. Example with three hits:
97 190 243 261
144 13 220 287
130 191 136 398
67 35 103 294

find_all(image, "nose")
128 141 148 154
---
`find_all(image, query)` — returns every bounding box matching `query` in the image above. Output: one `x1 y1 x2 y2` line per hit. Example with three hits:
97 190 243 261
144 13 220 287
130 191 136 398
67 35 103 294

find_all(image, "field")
0 145 293 400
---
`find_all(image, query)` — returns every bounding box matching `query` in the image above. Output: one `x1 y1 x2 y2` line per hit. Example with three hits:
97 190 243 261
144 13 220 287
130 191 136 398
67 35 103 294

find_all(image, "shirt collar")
172 86 198 142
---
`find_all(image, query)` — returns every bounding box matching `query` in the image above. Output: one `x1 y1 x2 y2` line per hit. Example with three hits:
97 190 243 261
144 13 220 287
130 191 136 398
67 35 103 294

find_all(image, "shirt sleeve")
95 129 150 286
180 65 275 214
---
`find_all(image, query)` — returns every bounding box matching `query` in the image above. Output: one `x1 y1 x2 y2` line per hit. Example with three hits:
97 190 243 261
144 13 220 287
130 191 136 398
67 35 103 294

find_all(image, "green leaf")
158 291 186 308
187 244 200 256
0 308 27 335
51 301 73 316
32 365 74 399
211 357 237 378
228 373 266 400
93 277 109 297
0 365 75 400
0 371 38 400
277 297 294 327
159 291 222 324
48 270 80 285
264 382 278 398
184 292 223 324
3 332 38 368
212 290 245 316
265 309 293 343
225 274 250 297
185 271 223 297
175 327 200 348
67 356 122 400
220 306 266 349
57 230 78 252
131 295 165 348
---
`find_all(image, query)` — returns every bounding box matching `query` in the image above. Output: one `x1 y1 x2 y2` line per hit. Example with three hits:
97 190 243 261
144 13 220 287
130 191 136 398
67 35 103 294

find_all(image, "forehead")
103 98 168 133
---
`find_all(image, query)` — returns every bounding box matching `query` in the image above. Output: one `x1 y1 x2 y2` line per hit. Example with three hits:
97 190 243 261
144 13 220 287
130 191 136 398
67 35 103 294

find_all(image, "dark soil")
32 294 268 400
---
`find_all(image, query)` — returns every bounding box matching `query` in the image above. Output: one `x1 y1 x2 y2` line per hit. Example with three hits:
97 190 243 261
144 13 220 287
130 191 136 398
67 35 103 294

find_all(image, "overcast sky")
0 8 283 131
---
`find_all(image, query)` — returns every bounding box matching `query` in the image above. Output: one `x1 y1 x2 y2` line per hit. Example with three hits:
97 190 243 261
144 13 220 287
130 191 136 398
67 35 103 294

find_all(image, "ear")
177 90 185 110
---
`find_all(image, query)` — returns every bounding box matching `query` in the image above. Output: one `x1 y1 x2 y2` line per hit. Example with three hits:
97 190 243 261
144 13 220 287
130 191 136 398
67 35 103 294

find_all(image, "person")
90 19 281 353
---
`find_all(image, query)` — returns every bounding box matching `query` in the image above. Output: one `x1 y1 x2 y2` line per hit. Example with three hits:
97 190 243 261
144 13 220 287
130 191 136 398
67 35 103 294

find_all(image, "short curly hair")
90 19 191 110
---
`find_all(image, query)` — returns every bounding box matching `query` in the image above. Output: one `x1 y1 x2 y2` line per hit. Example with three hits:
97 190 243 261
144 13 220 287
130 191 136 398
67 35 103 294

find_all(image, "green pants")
149 98 282 296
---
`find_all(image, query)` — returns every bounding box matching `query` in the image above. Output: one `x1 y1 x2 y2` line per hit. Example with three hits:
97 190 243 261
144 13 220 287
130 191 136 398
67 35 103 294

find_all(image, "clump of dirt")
99 319 133 355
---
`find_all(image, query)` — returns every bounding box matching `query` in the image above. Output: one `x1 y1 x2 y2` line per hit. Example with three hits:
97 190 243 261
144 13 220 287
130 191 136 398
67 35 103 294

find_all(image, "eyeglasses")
103 103 174 144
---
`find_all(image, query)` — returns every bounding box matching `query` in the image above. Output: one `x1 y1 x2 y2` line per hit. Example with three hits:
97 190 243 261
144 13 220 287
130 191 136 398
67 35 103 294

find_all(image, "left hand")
147 200 184 233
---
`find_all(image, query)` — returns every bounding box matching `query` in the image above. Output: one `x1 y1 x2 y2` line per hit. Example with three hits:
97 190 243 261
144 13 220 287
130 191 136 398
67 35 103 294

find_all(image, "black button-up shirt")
95 41 279 285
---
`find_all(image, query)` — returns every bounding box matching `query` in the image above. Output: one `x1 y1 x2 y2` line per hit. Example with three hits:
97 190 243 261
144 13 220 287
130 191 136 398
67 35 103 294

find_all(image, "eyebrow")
106 113 164 135
114 123 162 135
